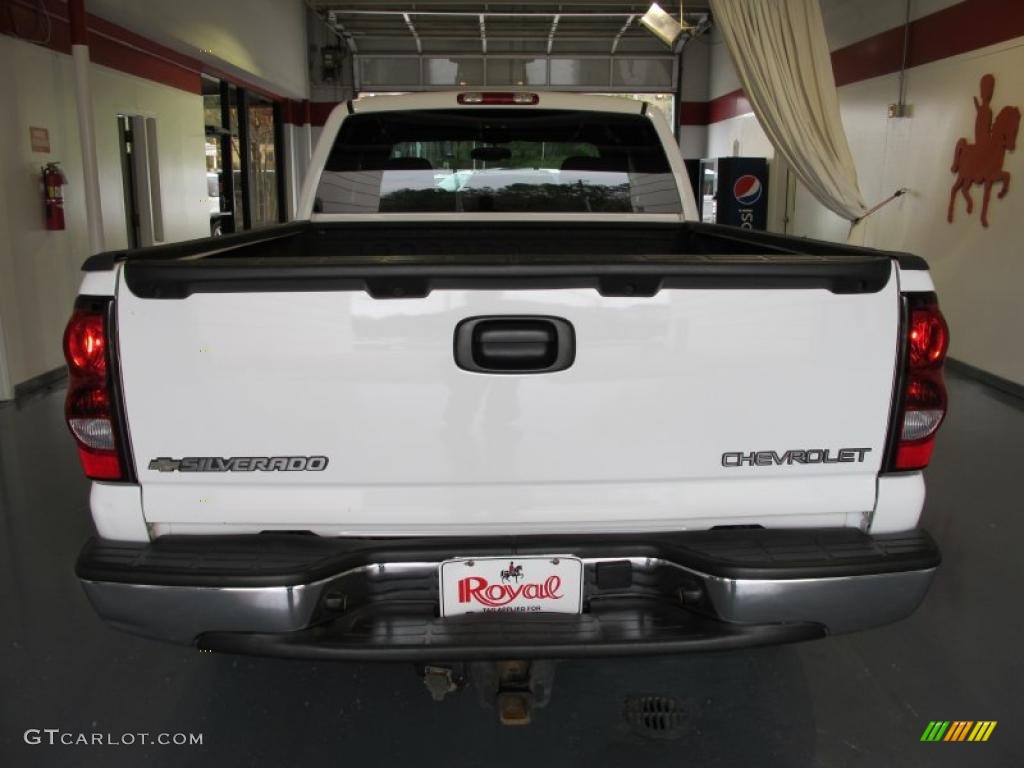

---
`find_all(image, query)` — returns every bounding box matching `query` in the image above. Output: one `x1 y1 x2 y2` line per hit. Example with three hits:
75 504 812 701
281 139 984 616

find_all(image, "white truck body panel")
75 91 925 540
116 271 899 536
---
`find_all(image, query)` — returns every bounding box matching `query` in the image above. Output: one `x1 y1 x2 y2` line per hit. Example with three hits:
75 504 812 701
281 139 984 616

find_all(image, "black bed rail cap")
122 254 894 300
81 221 309 272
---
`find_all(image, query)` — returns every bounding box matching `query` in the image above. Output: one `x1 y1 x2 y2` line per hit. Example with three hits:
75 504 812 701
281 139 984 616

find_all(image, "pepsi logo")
733 174 763 205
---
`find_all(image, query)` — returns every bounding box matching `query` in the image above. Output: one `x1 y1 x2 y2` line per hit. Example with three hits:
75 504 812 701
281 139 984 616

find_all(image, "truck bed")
84 221 926 301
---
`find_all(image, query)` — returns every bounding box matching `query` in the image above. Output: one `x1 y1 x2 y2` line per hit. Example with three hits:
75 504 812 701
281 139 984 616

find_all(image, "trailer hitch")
417 660 559 725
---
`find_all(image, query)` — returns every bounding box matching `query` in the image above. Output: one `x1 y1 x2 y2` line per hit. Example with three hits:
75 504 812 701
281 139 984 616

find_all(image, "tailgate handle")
455 316 575 373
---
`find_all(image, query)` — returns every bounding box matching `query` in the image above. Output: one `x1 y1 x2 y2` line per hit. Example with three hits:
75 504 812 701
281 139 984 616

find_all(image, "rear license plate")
439 556 583 617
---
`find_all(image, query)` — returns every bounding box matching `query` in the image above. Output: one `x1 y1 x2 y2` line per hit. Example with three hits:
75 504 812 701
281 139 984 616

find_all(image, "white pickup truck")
67 92 947 702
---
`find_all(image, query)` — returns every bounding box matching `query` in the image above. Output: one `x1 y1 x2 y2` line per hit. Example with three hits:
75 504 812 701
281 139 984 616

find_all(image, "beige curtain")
709 0 869 241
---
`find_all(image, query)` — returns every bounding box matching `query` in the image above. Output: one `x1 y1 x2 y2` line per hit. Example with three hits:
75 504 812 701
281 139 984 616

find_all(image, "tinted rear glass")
315 109 681 214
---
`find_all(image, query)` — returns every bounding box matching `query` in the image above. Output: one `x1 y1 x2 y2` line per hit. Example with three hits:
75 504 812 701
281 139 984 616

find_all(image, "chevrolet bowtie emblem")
148 457 180 472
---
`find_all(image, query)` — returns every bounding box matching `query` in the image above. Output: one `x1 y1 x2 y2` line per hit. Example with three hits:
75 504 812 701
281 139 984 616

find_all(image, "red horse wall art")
948 74 1020 228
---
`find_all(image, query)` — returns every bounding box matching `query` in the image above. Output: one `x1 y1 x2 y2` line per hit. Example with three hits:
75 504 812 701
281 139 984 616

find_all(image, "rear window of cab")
314 108 682 214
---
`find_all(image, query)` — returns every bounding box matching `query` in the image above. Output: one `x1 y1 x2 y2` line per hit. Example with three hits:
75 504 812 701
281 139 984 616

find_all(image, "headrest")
383 157 434 170
560 155 626 172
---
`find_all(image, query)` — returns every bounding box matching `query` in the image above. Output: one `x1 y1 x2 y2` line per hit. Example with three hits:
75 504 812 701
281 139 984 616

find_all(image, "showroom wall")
697 0 1024 386
87 0 308 100
0 0 308 400
0 35 209 399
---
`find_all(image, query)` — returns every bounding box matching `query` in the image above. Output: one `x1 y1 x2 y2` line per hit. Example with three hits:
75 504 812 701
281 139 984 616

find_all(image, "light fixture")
640 2 688 47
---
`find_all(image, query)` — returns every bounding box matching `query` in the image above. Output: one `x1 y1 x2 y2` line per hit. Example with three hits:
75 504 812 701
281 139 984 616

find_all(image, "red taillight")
892 297 949 471
457 92 539 105
63 299 125 481
907 307 948 369
75 443 123 478
63 310 107 376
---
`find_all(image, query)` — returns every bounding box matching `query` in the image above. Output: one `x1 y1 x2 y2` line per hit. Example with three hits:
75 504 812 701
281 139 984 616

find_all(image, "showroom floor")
0 371 1020 767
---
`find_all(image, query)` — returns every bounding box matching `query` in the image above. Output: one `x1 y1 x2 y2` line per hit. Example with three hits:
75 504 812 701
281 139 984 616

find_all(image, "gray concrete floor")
1 371 1021 767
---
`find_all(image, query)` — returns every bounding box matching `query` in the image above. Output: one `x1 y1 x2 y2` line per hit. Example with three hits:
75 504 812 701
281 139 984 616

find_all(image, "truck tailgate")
115 265 899 535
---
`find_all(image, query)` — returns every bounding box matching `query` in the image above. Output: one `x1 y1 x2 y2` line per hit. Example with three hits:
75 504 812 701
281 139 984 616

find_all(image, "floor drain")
623 695 687 739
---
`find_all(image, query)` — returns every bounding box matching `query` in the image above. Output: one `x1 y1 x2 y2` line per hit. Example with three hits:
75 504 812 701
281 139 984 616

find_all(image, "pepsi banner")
715 157 769 231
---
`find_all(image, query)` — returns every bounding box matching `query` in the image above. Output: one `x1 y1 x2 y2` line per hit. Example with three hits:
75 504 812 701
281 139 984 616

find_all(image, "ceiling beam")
546 13 560 54
402 12 422 53
610 13 635 54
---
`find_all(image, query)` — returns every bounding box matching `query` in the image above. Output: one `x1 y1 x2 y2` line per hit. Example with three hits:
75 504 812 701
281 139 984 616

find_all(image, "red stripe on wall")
1 0 292 101
911 0 1024 66
203 64 286 102
309 102 339 126
1 0 202 93
88 29 202 94
831 26 906 87
679 101 711 126
280 100 334 127
86 15 198 71
707 90 751 124
0 0 70 53
281 99 302 125
283 99 338 126
836 0 1024 85
67 0 86 45
691 0 1024 125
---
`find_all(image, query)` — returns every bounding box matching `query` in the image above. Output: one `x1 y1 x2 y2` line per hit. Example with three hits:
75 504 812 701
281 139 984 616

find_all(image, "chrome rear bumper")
77 529 939 657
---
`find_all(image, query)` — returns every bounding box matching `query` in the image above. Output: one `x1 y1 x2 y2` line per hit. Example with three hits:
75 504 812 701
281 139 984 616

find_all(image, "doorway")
116 114 163 248
202 76 285 234
116 115 141 249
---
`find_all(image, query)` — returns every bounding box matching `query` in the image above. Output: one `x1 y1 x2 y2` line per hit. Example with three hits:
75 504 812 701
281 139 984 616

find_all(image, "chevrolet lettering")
721 448 872 467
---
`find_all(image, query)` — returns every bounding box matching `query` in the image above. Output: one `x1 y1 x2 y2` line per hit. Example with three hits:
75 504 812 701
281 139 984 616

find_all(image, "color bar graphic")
921 720 996 742
968 721 997 742
921 721 950 741
944 721 971 741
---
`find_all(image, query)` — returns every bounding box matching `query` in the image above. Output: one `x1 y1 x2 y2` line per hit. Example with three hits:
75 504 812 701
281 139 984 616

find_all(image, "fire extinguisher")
42 161 67 231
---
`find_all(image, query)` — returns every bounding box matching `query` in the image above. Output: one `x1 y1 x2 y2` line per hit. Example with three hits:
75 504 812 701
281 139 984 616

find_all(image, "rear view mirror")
471 146 512 163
